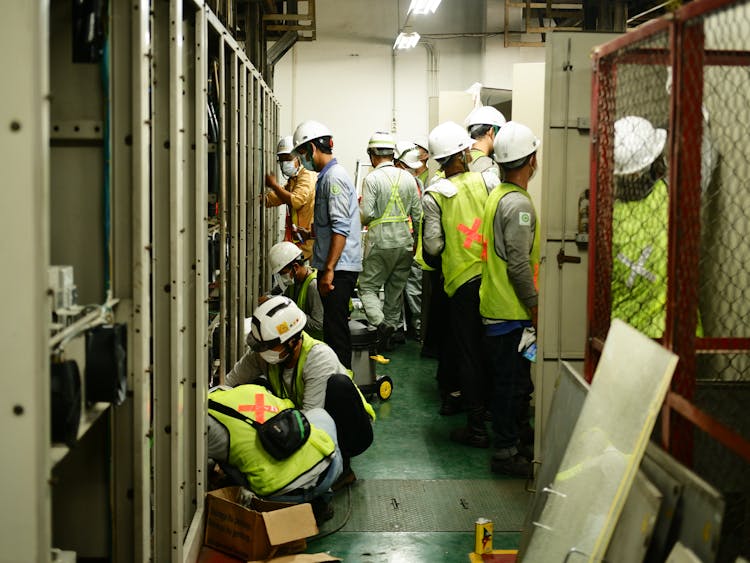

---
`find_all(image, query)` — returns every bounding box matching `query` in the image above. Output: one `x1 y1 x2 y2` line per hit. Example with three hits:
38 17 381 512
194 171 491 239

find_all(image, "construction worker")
265 135 317 260
395 141 427 340
359 132 422 351
422 121 500 447
226 296 374 486
207 384 341 518
292 120 362 369
413 136 431 187
269 241 323 340
480 121 541 477
611 116 671 338
464 105 505 178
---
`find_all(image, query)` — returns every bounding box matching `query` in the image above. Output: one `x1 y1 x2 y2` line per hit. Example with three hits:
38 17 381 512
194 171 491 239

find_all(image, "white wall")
273 0 547 175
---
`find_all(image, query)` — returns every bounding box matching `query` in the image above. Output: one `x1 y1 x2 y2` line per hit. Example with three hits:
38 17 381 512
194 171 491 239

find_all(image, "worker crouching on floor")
269 241 324 341
226 295 375 489
207 384 342 521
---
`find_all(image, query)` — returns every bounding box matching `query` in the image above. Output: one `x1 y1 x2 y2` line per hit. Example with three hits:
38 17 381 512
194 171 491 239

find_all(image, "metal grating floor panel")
328 479 530 533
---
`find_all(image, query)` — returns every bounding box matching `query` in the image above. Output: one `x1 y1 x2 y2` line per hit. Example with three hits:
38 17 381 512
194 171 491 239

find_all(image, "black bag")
208 400 311 460
51 360 82 447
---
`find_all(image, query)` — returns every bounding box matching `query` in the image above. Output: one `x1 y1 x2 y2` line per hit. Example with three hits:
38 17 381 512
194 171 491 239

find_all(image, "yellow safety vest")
268 332 377 421
611 180 670 338
479 183 540 320
428 172 489 297
207 385 335 497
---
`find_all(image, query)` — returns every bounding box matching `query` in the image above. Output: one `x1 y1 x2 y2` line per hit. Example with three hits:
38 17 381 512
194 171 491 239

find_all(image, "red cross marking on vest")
238 393 279 423
458 218 483 250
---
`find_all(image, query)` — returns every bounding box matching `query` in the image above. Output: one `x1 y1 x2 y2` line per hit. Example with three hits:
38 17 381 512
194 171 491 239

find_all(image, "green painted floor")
307 339 531 562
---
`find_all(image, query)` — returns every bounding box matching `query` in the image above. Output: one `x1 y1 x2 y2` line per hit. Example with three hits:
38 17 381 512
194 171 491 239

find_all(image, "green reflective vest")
612 179 703 338
268 332 376 421
611 179 669 338
286 270 322 340
428 171 489 297
368 169 409 228
207 384 335 497
479 183 540 320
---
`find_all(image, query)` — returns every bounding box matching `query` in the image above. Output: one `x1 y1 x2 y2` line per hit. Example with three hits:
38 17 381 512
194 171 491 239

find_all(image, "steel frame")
2 0 279 558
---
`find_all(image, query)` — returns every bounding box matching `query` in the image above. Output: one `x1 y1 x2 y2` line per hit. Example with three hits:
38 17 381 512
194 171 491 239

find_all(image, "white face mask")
281 160 299 178
259 348 287 364
273 272 294 292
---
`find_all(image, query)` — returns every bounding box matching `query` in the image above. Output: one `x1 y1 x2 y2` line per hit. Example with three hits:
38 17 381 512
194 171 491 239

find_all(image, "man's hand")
318 268 335 297
265 173 279 190
296 225 312 241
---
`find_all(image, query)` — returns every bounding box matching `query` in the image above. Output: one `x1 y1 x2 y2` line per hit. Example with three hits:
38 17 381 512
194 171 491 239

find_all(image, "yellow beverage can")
474 517 493 554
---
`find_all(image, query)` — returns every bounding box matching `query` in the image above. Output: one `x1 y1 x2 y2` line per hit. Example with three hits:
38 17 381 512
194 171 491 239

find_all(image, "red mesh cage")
587 0 750 556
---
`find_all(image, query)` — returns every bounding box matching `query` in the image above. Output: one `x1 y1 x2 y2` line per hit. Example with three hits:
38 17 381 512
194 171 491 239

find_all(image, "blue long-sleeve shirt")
312 159 363 272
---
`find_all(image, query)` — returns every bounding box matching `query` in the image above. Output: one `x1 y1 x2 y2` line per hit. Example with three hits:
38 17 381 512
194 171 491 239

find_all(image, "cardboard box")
205 487 320 561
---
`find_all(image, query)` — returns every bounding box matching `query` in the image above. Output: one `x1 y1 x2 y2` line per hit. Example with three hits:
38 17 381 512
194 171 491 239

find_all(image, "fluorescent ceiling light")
393 31 421 50
408 0 442 15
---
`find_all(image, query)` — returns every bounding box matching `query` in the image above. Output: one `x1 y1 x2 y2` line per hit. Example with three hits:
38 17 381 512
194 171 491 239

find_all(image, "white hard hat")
413 136 429 152
464 106 507 129
614 116 667 176
395 140 417 160
493 121 541 164
396 141 422 170
292 120 332 151
269 241 303 274
401 152 422 170
428 121 474 161
276 135 294 155
249 295 306 349
368 131 396 151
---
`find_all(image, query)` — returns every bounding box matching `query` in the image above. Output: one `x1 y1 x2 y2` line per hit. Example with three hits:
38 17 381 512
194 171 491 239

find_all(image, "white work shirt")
225 338 347 411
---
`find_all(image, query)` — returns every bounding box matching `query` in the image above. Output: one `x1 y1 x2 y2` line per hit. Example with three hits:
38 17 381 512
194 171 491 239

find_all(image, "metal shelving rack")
0 1 278 561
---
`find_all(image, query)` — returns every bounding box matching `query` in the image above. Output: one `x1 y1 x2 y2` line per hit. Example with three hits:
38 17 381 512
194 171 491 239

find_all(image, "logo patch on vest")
519 211 531 226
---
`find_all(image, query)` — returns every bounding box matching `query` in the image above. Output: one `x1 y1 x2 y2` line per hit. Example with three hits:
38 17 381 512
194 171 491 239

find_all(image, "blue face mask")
299 152 315 172
298 147 316 171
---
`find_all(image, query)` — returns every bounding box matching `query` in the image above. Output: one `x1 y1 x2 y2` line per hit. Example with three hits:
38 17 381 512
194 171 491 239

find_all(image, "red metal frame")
587 0 750 467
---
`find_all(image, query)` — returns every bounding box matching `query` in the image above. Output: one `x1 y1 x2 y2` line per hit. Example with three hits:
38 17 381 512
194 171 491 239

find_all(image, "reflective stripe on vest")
369 169 410 227
207 384 335 497
479 183 540 320
291 269 317 312
431 171 489 297
268 333 376 421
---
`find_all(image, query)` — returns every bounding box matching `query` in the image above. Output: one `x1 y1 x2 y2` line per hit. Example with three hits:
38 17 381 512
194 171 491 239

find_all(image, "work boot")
439 392 464 416
376 323 395 353
517 442 534 461
331 458 357 491
490 452 533 478
311 496 335 524
449 408 490 448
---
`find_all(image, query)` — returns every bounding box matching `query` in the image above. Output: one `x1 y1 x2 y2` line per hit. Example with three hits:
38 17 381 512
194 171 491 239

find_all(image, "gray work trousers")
359 245 413 328
404 260 422 332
